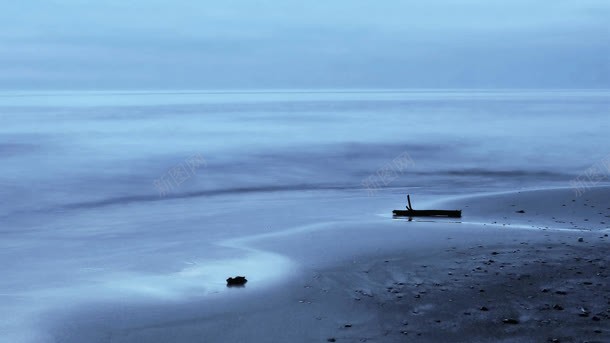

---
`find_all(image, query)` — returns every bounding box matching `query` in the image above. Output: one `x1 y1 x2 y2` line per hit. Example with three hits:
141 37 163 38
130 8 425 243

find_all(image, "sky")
0 0 609 90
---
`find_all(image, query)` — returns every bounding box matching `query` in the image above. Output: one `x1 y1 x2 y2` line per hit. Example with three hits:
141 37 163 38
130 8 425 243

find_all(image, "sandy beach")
40 186 609 343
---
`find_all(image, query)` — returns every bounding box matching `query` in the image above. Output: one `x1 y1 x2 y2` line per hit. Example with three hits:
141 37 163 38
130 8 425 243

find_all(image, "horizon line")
1 88 610 98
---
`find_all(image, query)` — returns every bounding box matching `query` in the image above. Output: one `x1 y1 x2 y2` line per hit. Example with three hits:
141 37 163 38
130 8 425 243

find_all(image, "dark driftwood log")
393 194 462 218
392 209 462 218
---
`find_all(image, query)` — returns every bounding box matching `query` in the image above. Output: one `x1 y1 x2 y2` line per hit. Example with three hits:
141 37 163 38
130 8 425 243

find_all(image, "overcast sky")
1 0 609 90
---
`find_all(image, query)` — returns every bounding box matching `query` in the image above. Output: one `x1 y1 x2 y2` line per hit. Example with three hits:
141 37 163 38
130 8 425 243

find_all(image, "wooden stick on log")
393 194 461 218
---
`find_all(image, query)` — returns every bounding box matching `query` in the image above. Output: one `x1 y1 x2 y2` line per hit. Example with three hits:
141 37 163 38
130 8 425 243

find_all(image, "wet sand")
48 187 610 342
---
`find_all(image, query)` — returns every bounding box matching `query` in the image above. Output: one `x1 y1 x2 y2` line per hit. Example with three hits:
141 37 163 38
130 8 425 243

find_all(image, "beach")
1 90 609 342
2 0 610 339
36 186 610 343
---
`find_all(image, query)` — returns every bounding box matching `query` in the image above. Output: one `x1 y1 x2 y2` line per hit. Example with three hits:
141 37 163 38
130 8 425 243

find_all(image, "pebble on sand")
226 276 248 286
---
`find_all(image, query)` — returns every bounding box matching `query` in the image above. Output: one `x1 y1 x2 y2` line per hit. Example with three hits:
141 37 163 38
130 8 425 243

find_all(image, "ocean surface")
1 89 609 341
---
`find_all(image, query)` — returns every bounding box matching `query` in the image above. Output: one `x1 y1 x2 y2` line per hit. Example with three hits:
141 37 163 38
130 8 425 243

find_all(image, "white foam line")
377 211 600 233
432 185 610 207
457 221 596 233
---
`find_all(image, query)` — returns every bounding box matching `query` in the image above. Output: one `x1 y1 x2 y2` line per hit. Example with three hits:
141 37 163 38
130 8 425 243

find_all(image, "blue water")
2 90 609 216
1 90 609 341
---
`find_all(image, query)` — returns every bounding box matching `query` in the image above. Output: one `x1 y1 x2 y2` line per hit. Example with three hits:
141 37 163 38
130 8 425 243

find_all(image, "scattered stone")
479 306 489 311
226 276 248 286
502 318 519 324
578 237 584 242
344 324 352 328
355 289 373 297
552 304 564 311
516 210 526 213
541 288 550 293
579 307 590 317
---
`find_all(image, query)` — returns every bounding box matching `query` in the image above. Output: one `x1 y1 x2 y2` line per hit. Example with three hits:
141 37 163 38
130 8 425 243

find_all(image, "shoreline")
43 186 610 342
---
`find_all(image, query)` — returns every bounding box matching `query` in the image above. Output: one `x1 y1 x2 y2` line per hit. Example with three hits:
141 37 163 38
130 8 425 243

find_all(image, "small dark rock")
592 316 600 321
553 304 564 311
502 318 519 324
327 338 336 342
578 237 584 242
226 276 248 286
555 291 567 295
541 288 550 293
579 308 590 317
516 210 525 213
479 306 489 311
344 324 352 328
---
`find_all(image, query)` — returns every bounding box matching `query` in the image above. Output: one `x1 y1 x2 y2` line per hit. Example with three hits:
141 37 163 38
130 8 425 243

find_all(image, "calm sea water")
2 90 609 216
1 90 609 341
